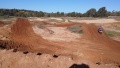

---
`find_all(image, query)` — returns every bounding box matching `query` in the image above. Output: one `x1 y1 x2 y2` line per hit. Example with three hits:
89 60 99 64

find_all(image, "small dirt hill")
11 18 35 36
81 24 120 51
0 18 62 54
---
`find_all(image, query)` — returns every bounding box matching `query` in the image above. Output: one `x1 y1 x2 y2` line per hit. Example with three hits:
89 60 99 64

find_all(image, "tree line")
0 7 120 17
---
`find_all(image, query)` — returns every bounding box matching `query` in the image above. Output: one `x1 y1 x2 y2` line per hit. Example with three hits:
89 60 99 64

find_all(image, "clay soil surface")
0 18 120 68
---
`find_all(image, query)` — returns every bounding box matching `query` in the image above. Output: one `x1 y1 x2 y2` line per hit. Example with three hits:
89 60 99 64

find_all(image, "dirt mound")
0 18 62 54
81 24 120 51
11 18 36 36
0 21 4 26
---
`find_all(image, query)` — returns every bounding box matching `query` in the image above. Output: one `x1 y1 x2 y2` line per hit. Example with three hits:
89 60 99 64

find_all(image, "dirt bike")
98 29 102 34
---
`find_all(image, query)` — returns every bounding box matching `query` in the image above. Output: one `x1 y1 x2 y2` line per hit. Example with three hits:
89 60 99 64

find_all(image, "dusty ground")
71 19 119 24
33 26 81 42
28 17 120 24
0 18 120 68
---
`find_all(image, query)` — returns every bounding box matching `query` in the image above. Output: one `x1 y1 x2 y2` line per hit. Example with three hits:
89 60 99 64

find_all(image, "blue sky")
0 0 120 13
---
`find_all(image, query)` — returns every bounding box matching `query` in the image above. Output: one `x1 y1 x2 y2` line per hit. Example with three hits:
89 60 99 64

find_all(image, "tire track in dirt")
0 18 65 55
81 24 120 51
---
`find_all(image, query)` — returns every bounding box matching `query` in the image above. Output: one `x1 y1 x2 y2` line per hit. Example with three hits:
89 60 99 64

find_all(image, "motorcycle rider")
98 26 103 34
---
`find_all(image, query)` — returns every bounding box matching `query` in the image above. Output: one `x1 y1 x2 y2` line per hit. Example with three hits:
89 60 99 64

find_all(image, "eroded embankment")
0 18 63 54
81 24 120 51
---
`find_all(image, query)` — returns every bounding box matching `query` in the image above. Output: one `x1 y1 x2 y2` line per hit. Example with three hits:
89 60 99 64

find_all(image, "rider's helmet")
99 26 103 31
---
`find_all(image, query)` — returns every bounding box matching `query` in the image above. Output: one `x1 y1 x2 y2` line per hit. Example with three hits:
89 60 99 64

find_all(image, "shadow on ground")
69 63 89 68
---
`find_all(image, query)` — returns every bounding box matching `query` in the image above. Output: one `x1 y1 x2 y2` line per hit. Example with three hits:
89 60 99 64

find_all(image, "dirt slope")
0 19 120 68
81 24 120 52
0 18 63 54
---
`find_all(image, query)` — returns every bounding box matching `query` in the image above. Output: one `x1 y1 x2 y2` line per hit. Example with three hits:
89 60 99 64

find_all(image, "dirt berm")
0 18 120 58
82 24 120 51
0 18 63 54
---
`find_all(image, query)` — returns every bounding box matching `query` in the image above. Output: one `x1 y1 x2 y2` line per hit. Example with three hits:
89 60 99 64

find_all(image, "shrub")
67 24 83 34
105 30 120 37
112 24 120 30
36 22 45 29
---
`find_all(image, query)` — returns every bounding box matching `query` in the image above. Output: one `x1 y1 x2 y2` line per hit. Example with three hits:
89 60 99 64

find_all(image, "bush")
67 24 83 34
105 30 120 37
3 21 12 25
36 22 45 29
112 24 120 30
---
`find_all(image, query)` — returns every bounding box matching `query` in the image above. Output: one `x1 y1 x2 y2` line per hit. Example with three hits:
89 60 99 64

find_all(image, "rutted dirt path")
0 18 120 68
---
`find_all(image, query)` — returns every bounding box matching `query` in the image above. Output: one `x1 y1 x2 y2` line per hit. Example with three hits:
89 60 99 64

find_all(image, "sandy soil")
0 18 120 68
70 19 119 24
29 17 120 24
33 26 81 42
0 49 119 68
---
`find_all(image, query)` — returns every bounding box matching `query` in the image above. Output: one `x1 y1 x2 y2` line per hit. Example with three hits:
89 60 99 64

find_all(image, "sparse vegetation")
116 26 120 30
105 30 120 37
68 19 71 22
36 22 46 28
112 24 120 30
111 16 120 21
67 24 83 34
3 21 12 25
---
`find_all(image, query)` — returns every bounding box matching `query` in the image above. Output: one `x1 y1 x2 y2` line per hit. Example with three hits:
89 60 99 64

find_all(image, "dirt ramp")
11 18 36 36
0 18 62 54
82 24 109 41
82 24 120 51
11 18 45 44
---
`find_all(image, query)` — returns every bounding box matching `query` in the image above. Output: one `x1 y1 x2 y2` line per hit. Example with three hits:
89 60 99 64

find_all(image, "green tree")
97 7 107 17
60 12 64 17
86 8 97 17
56 12 60 17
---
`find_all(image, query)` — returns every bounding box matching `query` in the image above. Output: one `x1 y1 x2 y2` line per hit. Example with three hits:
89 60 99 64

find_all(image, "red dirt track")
82 24 120 51
0 18 120 68
0 18 63 54
0 18 120 64
0 18 120 53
